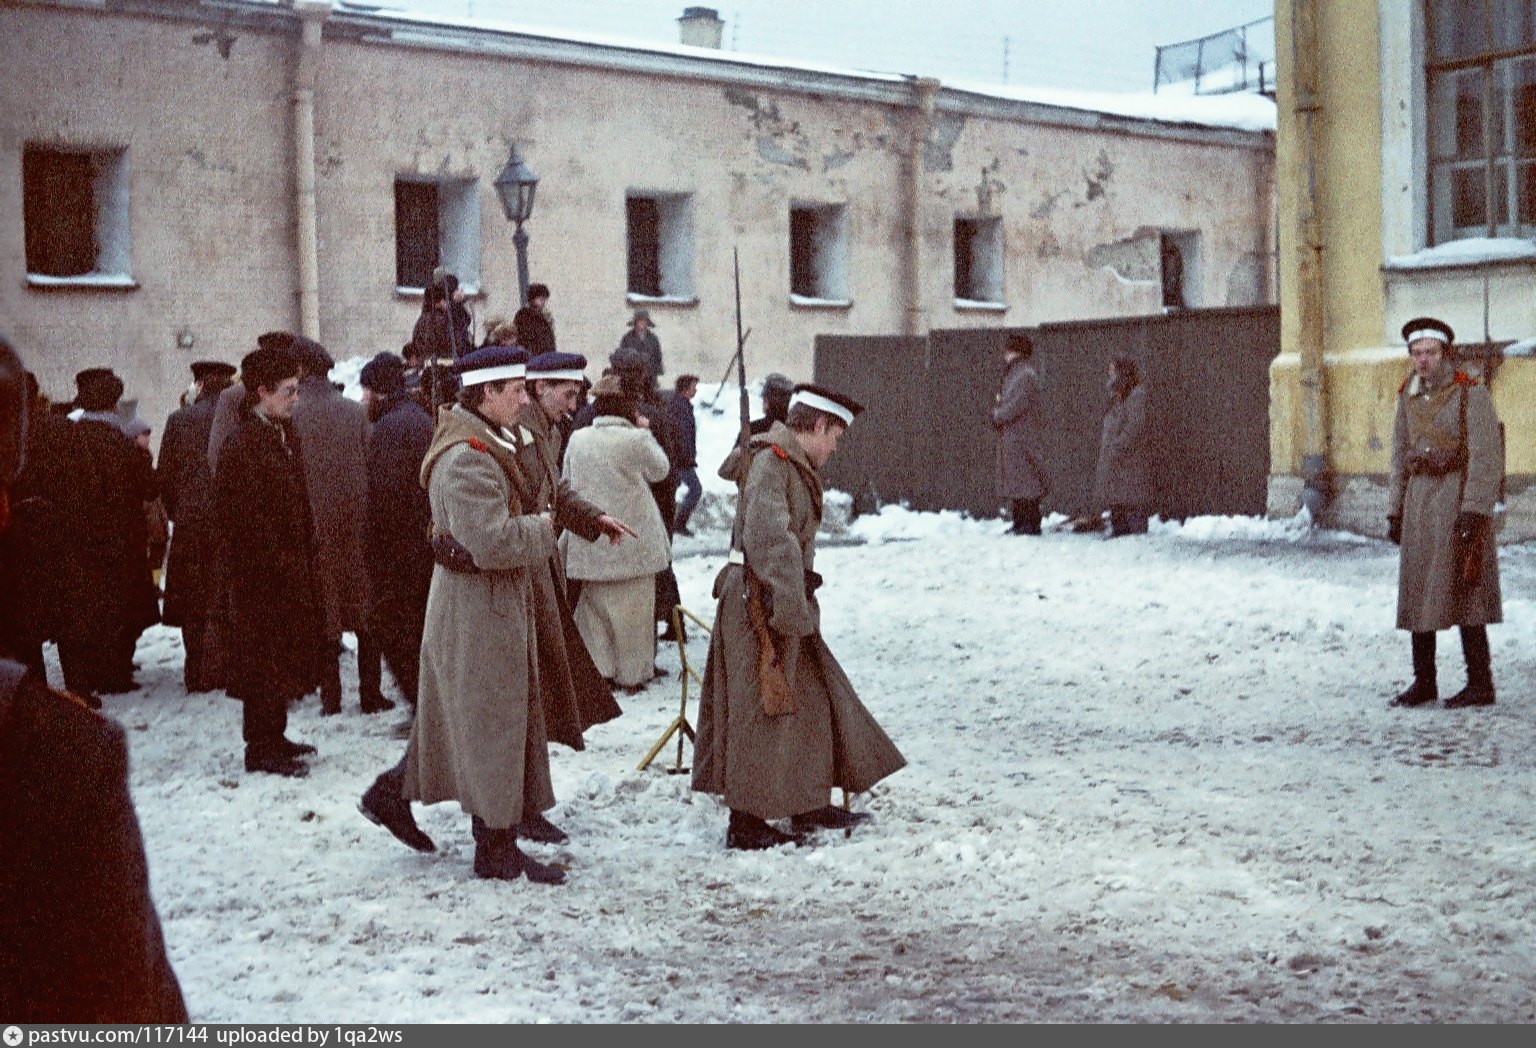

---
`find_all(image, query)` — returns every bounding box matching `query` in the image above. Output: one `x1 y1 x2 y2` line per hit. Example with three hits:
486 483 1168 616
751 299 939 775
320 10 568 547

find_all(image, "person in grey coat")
288 338 377 715
1386 316 1503 710
991 331 1049 535
1094 353 1153 537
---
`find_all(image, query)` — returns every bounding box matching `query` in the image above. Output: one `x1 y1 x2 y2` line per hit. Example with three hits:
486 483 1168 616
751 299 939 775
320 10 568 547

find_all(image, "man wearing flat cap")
692 382 906 850
1387 316 1504 710
159 360 237 691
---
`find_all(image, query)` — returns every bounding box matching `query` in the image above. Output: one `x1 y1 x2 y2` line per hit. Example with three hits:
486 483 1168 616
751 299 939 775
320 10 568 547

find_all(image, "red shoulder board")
1397 375 1409 394
1453 370 1477 386
770 444 789 460
466 438 490 453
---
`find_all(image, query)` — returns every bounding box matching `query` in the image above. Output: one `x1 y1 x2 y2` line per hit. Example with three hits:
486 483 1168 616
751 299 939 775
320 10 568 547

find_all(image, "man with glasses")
214 344 324 777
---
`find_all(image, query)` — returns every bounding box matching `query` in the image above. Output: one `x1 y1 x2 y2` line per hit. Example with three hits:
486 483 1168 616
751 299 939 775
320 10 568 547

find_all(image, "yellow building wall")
1272 0 1388 481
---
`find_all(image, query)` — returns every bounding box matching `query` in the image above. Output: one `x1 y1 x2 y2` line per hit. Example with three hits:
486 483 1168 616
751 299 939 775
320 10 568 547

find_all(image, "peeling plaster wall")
1 3 1274 443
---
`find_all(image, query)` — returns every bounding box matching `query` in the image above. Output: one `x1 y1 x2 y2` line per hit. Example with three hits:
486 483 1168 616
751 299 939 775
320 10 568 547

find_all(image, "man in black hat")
0 333 189 1024
1386 316 1504 710
618 308 663 385
214 344 324 776
159 360 237 691
55 367 157 700
691 383 906 850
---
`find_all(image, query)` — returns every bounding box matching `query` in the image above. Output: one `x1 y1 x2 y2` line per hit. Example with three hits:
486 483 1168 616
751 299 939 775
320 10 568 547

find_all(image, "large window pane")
1433 0 1490 60
1494 0 1536 49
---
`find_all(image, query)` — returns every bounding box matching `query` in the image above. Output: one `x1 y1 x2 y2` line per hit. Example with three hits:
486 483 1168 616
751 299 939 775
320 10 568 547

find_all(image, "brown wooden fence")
814 306 1279 522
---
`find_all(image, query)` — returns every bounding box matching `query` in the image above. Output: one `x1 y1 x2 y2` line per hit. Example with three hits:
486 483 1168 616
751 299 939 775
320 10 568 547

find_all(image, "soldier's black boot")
472 816 566 884
1390 631 1438 707
726 809 805 851
356 631 394 714
1445 625 1496 708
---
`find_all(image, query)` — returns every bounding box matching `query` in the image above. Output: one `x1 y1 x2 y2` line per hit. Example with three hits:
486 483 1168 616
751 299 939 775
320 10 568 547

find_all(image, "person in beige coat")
560 375 672 692
400 346 566 883
1386 317 1503 710
691 383 907 851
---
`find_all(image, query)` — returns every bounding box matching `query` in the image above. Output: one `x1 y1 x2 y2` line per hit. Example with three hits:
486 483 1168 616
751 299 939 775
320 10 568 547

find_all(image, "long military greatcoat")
1389 364 1503 632
691 423 906 821
403 405 557 830
514 401 622 749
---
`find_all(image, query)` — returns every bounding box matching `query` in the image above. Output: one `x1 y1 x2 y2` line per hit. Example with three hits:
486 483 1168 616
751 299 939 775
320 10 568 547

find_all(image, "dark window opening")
627 196 661 297
789 207 818 298
24 147 98 278
395 180 440 289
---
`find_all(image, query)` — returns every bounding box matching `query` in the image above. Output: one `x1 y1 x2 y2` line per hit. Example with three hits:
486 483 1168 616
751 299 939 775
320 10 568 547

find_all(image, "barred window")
1426 0 1536 242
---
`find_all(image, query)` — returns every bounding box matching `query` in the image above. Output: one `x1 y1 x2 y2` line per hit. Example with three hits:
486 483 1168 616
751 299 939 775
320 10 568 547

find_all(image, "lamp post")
493 143 539 308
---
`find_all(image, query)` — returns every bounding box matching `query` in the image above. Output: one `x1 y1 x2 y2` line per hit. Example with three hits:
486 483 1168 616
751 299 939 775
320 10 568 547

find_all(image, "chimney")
678 6 724 49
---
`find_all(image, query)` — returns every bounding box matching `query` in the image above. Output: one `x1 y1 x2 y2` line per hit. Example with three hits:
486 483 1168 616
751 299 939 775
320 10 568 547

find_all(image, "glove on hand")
431 533 481 574
1386 515 1402 546
1454 511 1488 545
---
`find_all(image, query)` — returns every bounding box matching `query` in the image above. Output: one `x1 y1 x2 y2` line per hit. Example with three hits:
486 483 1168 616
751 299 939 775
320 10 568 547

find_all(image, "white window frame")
626 190 697 303
788 201 850 306
953 215 1005 307
23 144 134 288
393 175 481 295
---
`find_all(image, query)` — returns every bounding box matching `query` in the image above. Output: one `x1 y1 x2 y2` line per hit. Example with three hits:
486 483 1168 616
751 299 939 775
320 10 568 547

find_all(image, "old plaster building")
2 0 1274 438
1271 0 1536 539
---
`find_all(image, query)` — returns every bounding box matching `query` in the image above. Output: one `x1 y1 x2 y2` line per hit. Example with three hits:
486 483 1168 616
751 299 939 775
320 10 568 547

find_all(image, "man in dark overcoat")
0 333 189 1023
991 331 1049 535
54 368 157 700
214 345 324 776
159 359 237 691
357 352 433 712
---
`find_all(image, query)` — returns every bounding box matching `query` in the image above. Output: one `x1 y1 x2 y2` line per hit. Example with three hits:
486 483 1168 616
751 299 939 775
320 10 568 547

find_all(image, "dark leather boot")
1445 625 1496 708
357 631 394 713
1390 632 1438 707
472 817 565 884
791 804 873 833
726 809 806 851
359 773 435 852
517 810 570 844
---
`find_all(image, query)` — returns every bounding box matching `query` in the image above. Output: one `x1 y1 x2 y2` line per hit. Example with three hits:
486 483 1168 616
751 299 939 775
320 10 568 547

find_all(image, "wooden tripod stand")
637 603 712 774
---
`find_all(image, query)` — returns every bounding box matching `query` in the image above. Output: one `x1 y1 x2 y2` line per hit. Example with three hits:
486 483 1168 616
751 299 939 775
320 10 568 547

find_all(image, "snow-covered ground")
63 383 1536 1023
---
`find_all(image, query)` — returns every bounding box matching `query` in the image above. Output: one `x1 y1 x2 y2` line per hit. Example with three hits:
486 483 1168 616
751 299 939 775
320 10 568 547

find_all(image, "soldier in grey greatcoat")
1094 353 1153 537
1386 317 1503 710
692 383 907 851
399 346 631 883
991 331 1049 535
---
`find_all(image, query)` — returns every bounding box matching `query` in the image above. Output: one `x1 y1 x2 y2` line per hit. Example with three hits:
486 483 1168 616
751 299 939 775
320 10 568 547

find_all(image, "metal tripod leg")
637 604 710 774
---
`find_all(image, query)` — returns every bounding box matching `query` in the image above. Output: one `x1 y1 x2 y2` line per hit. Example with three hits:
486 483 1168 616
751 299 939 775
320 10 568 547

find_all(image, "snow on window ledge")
789 294 852 309
954 298 1007 312
625 293 699 308
26 272 138 290
394 284 484 300
1384 237 1536 272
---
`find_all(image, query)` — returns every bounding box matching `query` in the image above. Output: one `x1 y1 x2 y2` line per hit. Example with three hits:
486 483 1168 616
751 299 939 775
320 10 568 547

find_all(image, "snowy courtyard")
77 493 1536 1023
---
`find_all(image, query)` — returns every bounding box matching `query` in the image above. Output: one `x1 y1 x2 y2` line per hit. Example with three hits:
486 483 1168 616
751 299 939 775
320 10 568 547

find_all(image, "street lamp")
493 143 539 308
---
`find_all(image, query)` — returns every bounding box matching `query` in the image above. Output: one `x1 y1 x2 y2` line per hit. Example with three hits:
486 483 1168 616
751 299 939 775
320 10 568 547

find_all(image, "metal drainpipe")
1291 0 1332 517
292 1 327 340
904 78 940 340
